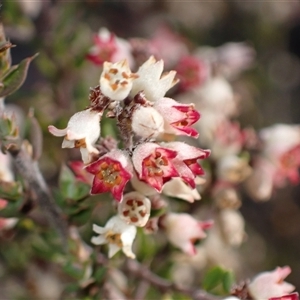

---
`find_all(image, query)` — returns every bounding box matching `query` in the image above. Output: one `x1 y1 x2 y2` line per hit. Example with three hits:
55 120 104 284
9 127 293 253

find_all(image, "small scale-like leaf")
0 53 38 97
202 266 225 292
59 165 90 201
94 267 107 283
222 271 235 293
63 261 85 280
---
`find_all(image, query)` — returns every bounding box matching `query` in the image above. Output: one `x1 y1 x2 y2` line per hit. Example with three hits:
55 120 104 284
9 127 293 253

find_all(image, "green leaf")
59 165 90 201
63 261 85 280
94 267 107 283
222 271 235 293
0 114 19 140
202 266 225 291
0 53 38 97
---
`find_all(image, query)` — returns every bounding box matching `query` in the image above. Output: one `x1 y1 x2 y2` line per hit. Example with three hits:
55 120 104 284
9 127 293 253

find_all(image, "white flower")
130 56 178 102
218 209 245 246
48 108 101 164
216 155 252 183
100 59 136 101
260 124 300 158
91 215 137 259
118 191 151 227
197 76 237 117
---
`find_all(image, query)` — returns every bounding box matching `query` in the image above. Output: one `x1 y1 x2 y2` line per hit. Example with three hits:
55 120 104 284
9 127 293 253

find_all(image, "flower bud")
131 106 164 139
248 266 295 300
161 213 213 255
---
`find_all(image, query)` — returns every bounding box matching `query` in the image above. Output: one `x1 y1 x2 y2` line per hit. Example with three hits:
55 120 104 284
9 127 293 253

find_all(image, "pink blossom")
154 97 200 138
198 117 245 159
269 292 299 300
175 55 209 91
132 143 179 192
259 124 300 187
68 161 93 185
87 28 134 68
148 25 189 69
161 213 213 255
248 266 295 300
85 150 132 202
163 141 210 188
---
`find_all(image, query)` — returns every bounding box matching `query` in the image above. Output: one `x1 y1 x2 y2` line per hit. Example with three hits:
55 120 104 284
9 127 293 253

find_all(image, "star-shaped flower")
91 215 137 259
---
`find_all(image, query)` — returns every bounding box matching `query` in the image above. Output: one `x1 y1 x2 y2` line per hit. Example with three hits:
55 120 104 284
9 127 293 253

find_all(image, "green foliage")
0 113 19 145
202 266 235 295
0 53 38 98
59 164 90 201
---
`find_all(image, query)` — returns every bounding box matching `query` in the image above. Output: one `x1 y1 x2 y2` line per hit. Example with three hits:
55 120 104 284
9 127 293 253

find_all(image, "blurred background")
1 0 300 296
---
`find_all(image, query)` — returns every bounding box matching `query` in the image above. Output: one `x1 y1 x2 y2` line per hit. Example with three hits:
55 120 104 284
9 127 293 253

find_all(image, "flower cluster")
49 55 212 259
47 25 298 298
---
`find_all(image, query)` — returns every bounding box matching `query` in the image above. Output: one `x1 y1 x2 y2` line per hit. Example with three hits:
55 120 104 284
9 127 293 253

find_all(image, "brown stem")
9 147 68 249
126 259 221 300
96 253 220 300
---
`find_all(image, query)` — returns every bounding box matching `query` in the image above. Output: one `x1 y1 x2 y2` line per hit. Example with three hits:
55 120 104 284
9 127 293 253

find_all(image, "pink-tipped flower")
91 215 137 259
248 266 295 300
161 213 213 255
175 55 209 91
87 28 134 67
260 124 300 187
118 191 151 227
148 25 189 69
132 142 179 192
163 141 210 188
100 59 137 101
154 97 200 138
48 108 101 164
269 292 299 300
130 56 178 102
85 150 132 202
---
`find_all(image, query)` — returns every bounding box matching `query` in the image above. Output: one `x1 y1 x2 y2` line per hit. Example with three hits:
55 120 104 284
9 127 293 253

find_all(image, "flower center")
74 138 87 148
144 151 168 177
105 231 122 247
122 198 146 223
96 161 122 188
